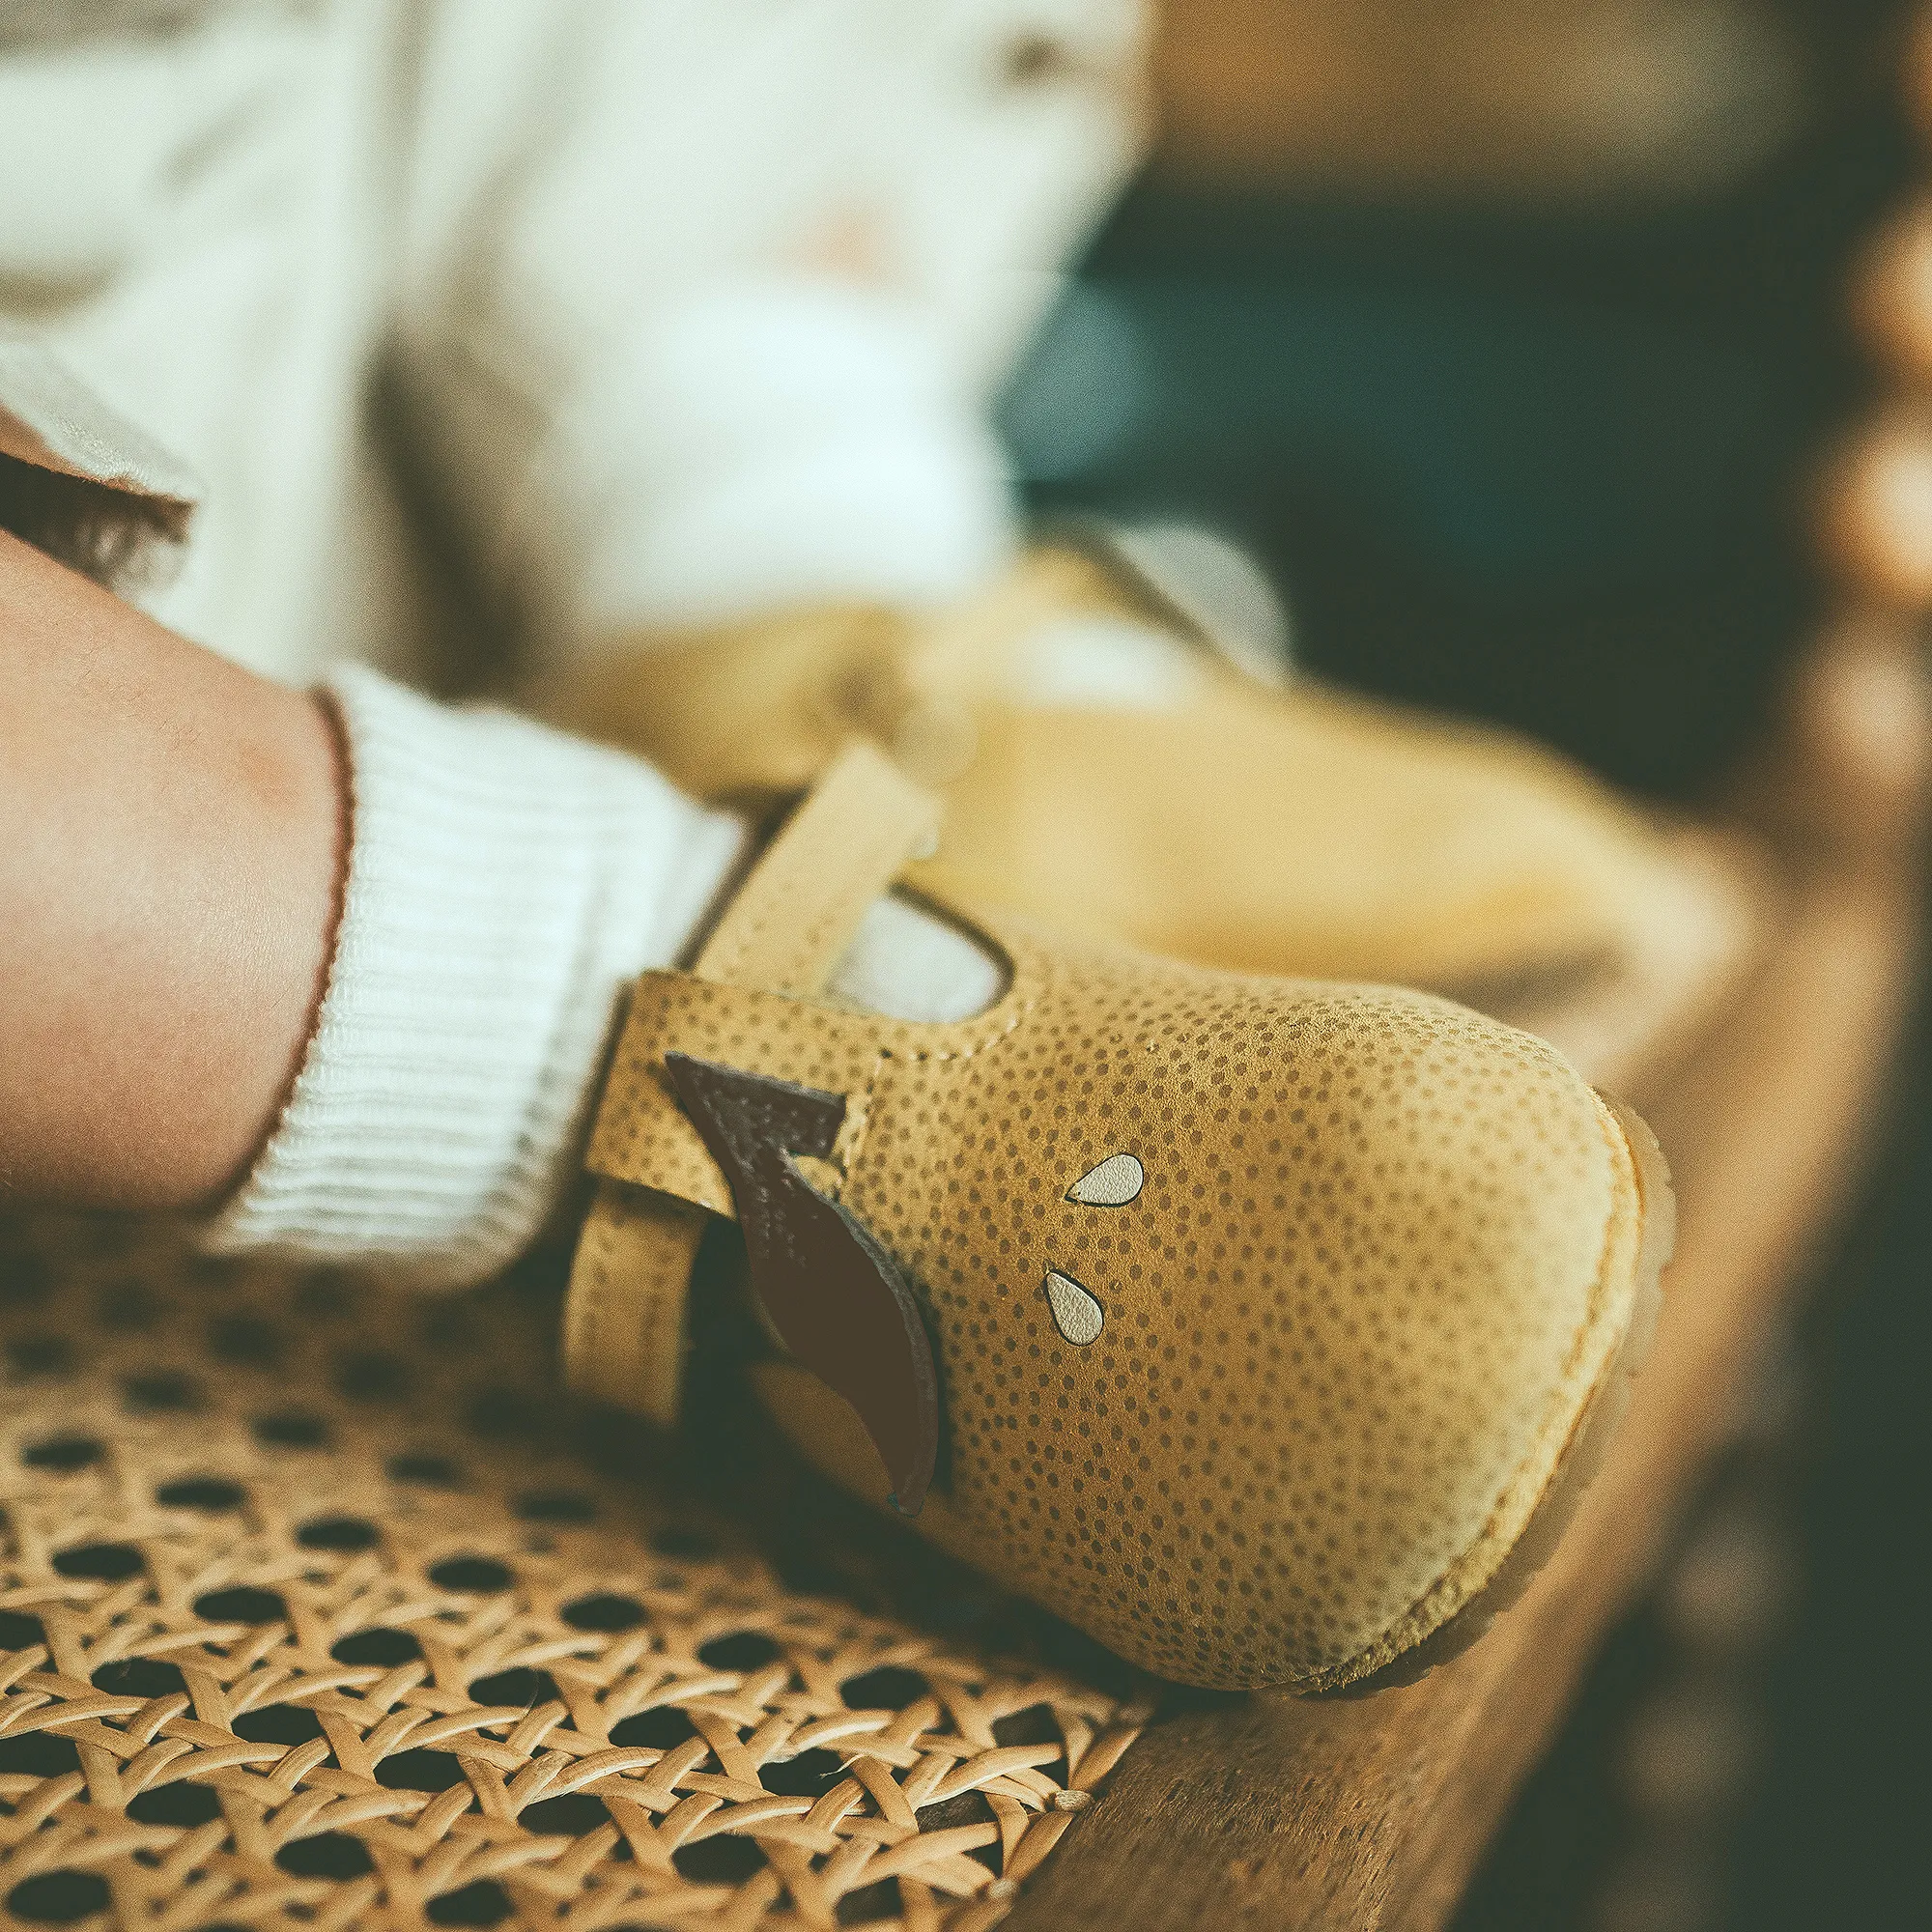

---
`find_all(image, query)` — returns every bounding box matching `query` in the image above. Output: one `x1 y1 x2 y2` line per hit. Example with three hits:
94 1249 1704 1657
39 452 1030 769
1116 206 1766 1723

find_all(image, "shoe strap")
562 742 941 1424
689 739 941 994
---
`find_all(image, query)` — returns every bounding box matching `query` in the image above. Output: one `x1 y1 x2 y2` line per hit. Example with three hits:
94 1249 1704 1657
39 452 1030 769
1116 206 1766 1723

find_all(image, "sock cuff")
203 665 742 1286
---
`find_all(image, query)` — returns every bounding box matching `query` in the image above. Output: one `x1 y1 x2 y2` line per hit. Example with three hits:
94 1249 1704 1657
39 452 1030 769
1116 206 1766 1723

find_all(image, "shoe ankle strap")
690 739 940 995
562 741 940 1426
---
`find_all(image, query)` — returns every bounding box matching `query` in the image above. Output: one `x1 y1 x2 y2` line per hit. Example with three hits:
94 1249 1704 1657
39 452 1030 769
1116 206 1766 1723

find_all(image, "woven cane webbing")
0 1214 1146 1931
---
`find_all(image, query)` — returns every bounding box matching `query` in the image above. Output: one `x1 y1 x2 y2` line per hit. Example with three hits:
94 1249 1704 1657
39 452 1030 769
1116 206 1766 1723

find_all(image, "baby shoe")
551 545 1753 1088
566 743 1672 1691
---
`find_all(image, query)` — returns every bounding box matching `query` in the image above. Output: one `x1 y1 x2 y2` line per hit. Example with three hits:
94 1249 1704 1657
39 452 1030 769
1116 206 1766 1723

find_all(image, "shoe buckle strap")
563 742 941 1425
690 739 941 995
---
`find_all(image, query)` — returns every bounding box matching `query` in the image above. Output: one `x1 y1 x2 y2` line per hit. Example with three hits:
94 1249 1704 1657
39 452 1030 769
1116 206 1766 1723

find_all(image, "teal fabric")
998 105 1913 795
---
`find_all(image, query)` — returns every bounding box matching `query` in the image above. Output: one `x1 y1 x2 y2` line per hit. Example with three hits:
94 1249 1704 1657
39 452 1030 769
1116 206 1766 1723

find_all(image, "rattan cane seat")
0 1214 1144 1932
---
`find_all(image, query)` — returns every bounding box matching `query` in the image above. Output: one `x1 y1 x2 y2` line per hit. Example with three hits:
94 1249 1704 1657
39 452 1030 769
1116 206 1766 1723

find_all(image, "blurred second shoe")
553 544 1759 1088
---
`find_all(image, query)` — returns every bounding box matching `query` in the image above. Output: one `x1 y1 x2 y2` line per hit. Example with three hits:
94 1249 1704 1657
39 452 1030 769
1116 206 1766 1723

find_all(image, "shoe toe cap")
872 964 1656 1690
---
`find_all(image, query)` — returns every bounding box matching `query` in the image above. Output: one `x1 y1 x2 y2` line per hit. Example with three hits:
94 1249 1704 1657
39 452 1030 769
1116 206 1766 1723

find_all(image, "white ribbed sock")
205 666 997 1287
827 892 1003 1023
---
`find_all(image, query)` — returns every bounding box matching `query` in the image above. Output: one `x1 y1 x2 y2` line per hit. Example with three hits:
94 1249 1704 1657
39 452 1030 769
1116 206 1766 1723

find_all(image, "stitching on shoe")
878 997 1035 1066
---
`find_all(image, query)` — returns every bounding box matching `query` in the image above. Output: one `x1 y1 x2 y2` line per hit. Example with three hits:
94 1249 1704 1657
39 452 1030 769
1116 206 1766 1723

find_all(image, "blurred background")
995 0 1931 1924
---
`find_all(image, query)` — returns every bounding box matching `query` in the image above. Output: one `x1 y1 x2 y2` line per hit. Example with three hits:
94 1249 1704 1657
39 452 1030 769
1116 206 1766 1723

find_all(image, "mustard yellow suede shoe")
566 745 1672 1692
552 547 1754 1090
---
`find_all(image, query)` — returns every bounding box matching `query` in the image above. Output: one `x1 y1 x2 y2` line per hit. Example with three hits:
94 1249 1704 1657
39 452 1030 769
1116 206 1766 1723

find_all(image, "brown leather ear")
664 1053 939 1515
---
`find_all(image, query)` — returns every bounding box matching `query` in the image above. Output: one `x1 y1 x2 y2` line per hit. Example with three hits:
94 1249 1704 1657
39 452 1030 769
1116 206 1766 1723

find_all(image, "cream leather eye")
1044 1269 1104 1346
1065 1152 1143 1207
